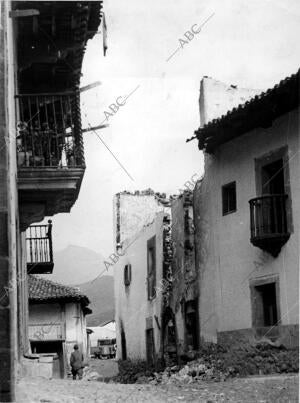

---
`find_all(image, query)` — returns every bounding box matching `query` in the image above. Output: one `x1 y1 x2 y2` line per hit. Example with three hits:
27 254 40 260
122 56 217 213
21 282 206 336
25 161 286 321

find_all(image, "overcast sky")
50 0 300 258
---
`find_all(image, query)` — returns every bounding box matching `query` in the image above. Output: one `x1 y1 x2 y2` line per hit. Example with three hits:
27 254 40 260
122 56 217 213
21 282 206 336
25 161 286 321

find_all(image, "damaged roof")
188 69 300 153
28 275 90 307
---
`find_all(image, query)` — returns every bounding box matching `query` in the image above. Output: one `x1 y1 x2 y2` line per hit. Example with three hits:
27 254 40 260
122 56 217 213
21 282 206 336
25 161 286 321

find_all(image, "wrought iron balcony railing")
16 92 84 168
26 220 54 274
249 194 290 257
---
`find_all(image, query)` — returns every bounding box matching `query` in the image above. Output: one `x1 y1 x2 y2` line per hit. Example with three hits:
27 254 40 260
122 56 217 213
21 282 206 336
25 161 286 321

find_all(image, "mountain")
77 275 115 326
41 245 115 326
42 245 108 285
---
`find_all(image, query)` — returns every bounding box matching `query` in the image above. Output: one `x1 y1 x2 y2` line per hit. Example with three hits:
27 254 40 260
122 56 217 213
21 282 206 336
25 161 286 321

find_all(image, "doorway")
184 300 199 350
120 328 127 360
145 328 155 365
261 159 284 195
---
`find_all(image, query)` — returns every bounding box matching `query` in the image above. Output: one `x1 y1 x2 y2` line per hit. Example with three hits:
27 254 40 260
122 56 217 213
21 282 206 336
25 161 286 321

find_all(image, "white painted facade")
194 79 299 345
114 210 165 361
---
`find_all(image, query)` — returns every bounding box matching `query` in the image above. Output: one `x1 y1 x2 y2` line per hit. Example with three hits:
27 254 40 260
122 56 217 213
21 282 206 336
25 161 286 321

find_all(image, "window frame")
222 181 237 216
249 275 281 329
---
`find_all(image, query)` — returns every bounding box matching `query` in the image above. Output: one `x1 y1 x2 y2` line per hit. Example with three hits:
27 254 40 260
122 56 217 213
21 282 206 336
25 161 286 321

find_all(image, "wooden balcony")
26 220 54 274
249 194 290 257
16 93 85 230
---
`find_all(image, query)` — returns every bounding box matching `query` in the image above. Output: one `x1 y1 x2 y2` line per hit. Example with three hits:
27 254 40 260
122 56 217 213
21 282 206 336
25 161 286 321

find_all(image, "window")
124 264 132 286
222 182 236 215
147 236 156 300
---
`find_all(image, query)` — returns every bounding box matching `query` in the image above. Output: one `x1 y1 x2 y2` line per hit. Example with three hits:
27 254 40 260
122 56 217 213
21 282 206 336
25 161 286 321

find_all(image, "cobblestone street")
16 374 298 403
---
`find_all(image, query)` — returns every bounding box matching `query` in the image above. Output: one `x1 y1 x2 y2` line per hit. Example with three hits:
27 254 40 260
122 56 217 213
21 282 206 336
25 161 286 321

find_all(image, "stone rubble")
133 343 299 385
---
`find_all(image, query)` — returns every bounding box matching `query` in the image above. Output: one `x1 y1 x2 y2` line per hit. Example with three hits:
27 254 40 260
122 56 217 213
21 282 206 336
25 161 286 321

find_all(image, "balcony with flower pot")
17 93 85 230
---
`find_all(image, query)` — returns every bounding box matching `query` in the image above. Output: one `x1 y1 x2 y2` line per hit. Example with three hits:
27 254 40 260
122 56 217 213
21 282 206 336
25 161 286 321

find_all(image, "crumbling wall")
113 189 169 250
163 191 198 356
199 77 261 127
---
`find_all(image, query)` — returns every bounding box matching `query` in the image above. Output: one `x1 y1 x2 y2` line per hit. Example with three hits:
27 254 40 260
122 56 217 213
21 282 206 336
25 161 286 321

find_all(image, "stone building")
113 189 200 365
0 2 102 400
190 71 299 347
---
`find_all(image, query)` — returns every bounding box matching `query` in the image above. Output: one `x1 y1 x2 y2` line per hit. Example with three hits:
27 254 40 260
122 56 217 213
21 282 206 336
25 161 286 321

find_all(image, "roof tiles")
28 275 89 306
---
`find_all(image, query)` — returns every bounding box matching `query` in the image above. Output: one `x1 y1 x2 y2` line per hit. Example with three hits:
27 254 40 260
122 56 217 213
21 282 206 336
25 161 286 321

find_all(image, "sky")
49 0 300 259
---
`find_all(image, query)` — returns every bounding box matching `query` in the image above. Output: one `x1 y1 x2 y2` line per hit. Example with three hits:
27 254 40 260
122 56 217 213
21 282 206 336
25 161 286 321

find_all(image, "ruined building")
114 71 299 368
113 189 200 365
164 191 198 362
0 2 102 399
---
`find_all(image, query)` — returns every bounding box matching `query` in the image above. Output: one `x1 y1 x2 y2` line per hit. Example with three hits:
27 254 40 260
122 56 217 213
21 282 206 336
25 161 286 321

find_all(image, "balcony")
26 220 54 274
16 93 85 230
249 194 290 257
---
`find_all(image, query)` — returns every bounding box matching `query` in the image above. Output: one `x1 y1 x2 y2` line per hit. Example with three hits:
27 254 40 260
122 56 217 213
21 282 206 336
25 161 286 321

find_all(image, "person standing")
70 344 84 380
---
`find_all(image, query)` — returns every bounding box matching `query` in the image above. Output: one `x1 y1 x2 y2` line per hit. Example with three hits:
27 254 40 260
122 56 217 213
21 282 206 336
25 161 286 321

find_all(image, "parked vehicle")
94 338 116 359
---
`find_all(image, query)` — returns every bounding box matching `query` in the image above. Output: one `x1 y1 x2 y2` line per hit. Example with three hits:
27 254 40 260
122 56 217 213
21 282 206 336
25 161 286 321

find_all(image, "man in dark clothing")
70 344 84 380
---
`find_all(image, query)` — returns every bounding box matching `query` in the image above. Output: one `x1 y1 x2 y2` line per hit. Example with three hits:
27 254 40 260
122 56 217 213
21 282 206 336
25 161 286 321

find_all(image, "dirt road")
16 374 298 402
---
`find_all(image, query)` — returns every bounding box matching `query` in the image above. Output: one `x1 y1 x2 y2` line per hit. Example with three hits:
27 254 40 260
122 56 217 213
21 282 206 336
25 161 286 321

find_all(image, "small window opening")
222 182 236 215
147 236 156 300
124 264 132 286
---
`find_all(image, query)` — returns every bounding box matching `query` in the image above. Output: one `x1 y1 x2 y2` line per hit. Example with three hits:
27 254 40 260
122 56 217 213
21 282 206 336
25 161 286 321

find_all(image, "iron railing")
249 194 288 239
26 220 53 269
16 92 84 168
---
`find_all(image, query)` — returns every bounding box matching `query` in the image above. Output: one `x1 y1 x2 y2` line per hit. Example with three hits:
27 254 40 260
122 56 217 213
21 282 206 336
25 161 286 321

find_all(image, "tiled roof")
28 275 90 306
188 69 300 152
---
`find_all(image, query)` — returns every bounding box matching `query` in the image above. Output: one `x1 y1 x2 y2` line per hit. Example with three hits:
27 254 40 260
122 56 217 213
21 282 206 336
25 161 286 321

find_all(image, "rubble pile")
112 359 164 384
113 343 299 384
154 343 299 384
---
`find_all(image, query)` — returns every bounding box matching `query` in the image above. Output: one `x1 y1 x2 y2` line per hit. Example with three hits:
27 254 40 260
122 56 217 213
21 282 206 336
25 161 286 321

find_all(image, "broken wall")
113 190 169 250
165 191 198 357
